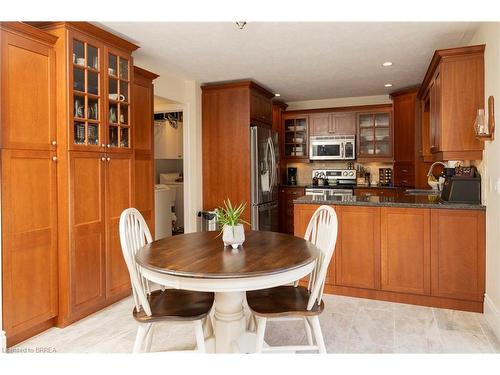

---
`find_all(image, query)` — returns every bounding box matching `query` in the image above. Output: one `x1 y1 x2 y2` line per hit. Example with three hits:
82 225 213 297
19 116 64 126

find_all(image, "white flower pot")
222 224 245 250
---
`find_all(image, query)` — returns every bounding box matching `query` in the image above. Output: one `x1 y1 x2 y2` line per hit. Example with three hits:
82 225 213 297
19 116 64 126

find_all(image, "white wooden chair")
246 205 338 353
119 208 214 353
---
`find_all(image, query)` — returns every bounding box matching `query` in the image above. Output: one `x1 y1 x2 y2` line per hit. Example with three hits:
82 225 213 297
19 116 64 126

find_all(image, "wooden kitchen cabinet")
1 23 59 346
250 91 273 125
294 203 485 312
68 151 107 319
334 206 381 290
356 106 393 162
309 112 356 136
431 209 485 302
279 186 305 234
381 208 430 295
133 67 158 232
418 45 484 161
354 187 399 198
282 113 309 160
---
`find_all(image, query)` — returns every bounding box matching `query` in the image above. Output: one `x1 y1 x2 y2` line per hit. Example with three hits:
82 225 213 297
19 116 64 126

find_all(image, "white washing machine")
159 173 184 230
154 184 175 240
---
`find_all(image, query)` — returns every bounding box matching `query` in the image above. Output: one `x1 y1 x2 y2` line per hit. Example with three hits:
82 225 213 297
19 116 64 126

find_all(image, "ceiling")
98 22 479 102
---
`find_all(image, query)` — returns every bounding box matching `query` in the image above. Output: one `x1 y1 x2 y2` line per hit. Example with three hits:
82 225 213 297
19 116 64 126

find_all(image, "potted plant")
215 198 249 250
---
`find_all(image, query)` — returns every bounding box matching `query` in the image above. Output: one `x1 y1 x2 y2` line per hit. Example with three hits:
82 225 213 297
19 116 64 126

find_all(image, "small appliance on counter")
441 166 481 204
379 168 393 186
287 167 298 185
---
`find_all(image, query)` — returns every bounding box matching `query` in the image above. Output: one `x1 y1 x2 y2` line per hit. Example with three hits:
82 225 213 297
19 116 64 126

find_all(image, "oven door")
310 140 343 160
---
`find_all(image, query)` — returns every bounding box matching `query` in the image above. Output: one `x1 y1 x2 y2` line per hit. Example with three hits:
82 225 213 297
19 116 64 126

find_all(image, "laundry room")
154 95 184 238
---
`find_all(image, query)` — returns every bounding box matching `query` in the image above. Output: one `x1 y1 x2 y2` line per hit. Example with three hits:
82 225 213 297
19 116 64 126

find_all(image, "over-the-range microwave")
309 135 356 160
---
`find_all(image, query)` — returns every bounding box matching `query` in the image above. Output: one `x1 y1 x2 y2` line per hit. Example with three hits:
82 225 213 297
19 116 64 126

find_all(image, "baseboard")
1 330 6 353
484 294 500 340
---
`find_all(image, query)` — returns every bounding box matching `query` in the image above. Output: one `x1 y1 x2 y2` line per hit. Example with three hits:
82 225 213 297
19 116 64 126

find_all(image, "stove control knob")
343 171 348 176
349 171 355 176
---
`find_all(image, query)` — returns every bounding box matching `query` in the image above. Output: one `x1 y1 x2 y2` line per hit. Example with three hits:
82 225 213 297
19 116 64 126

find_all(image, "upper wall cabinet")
250 91 273 125
418 45 485 161
0 23 57 150
310 112 356 136
356 106 393 162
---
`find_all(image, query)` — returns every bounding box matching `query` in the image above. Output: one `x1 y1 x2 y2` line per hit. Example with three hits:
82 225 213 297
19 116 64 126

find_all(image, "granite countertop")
293 194 485 210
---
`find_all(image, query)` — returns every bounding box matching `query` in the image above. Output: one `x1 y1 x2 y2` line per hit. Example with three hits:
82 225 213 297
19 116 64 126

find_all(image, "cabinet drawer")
394 163 415 187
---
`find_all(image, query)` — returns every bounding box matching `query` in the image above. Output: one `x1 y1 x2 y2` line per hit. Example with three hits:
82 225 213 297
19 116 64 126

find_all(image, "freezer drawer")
251 201 279 232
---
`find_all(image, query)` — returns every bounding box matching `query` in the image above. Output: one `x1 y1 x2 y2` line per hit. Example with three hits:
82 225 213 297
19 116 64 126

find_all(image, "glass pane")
295 118 306 130
374 127 389 142
360 127 374 141
108 78 118 98
119 58 129 80
119 104 128 124
120 128 129 148
73 40 85 66
284 144 294 156
88 71 99 95
375 113 390 127
359 143 374 155
109 103 118 124
375 142 390 155
284 119 295 131
74 122 86 144
109 126 118 147
359 114 373 128
73 67 85 92
119 81 128 102
87 45 99 70
74 95 85 118
108 54 117 76
88 98 98 120
88 124 99 145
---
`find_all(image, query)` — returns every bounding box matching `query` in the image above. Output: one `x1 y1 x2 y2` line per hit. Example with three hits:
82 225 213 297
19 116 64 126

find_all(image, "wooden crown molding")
285 103 393 115
27 21 139 52
390 85 420 98
417 44 485 99
0 22 58 45
134 66 159 80
273 100 288 109
201 80 275 98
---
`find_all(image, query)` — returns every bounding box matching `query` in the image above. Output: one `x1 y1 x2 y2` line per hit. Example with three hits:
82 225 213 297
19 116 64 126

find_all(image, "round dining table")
135 230 319 353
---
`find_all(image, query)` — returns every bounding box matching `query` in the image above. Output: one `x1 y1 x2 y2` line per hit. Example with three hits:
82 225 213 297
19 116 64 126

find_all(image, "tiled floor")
10 294 500 353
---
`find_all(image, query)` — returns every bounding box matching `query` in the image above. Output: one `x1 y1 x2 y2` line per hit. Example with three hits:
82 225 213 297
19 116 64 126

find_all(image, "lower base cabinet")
294 204 485 312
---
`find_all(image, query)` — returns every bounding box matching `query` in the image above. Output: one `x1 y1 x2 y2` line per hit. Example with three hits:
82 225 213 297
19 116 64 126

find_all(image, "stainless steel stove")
305 169 356 197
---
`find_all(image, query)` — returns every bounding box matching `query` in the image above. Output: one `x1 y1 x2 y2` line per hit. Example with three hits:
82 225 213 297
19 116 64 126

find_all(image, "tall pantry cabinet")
37 22 139 327
0 22 59 346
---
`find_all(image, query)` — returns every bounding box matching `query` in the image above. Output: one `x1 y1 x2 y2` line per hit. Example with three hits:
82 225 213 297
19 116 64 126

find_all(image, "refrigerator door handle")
268 137 276 195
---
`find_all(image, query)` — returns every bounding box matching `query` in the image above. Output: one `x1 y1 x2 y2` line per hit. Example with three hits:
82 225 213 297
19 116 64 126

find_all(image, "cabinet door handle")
101 157 106 161
106 157 111 162
401 169 408 173
107 144 111 148
51 140 57 146
52 156 57 161
101 144 106 148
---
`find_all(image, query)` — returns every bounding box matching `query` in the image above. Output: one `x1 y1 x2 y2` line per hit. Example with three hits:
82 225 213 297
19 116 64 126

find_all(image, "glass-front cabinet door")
106 48 132 152
357 111 392 159
71 37 103 150
283 116 308 159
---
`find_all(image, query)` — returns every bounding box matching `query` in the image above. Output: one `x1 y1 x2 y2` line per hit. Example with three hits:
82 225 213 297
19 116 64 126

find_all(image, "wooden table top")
135 231 318 279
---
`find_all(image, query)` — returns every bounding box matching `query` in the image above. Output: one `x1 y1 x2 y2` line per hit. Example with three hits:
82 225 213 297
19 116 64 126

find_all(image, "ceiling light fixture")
384 83 393 88
274 93 281 97
382 61 393 67
235 22 247 30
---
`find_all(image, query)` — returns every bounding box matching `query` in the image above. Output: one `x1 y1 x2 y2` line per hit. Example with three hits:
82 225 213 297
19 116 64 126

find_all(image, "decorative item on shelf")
108 68 115 76
109 107 117 123
215 198 249 251
76 57 85 66
475 96 495 141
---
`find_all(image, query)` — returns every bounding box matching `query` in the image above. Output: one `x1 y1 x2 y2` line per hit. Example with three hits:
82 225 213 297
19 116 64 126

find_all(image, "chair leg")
202 316 214 339
255 317 267 353
144 323 155 352
133 323 152 353
247 313 256 332
193 320 206 353
303 317 314 346
309 316 326 353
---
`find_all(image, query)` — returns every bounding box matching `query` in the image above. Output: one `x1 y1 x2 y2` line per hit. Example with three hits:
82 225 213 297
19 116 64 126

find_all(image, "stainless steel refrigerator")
250 125 280 231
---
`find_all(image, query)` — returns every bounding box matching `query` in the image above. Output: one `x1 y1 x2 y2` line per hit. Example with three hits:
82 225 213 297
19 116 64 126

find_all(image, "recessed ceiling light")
382 61 393 67
274 93 281 97
384 83 393 88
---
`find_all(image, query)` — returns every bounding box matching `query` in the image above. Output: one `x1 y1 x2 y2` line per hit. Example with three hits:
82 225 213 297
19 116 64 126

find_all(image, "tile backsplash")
285 161 393 185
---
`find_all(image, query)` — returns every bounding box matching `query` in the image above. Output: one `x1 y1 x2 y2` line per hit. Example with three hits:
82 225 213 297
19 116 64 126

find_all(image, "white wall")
469 22 500 339
286 94 392 111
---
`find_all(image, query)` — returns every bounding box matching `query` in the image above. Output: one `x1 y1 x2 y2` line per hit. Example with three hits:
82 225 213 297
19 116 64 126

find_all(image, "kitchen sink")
404 189 441 196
